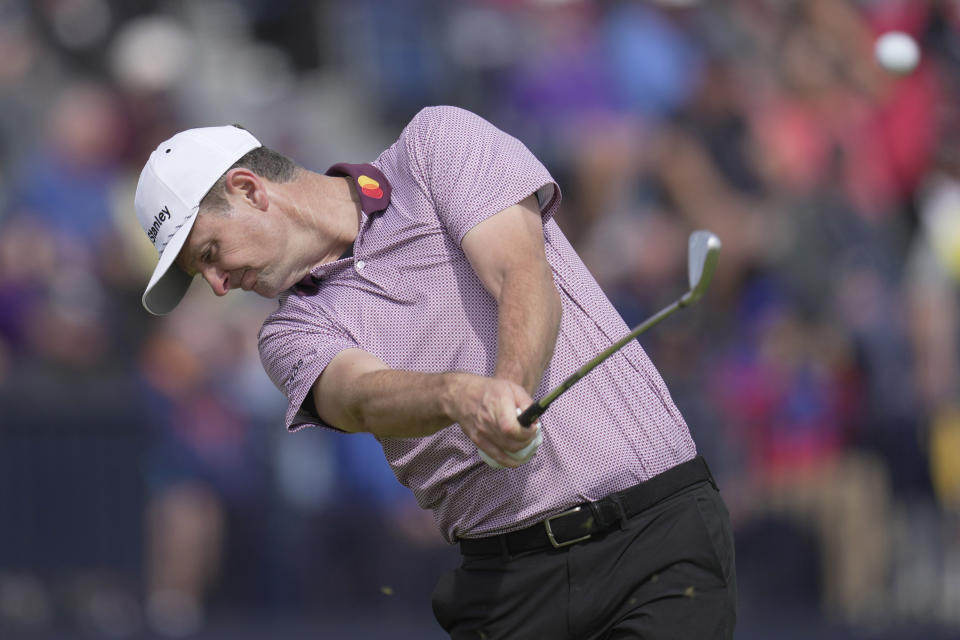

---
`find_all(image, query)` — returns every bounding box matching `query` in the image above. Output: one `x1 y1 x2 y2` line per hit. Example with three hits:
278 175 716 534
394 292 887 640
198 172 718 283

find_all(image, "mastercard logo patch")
358 175 383 199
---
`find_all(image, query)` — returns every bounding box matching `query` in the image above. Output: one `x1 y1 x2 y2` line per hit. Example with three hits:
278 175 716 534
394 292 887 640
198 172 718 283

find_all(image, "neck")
288 171 362 272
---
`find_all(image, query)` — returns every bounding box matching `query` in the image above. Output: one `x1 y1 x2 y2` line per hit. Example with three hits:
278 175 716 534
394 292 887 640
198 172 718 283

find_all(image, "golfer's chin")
251 277 287 299
250 284 275 298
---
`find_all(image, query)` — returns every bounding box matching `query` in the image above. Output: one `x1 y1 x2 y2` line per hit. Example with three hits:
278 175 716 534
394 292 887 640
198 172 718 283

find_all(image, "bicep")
312 348 390 432
461 194 548 299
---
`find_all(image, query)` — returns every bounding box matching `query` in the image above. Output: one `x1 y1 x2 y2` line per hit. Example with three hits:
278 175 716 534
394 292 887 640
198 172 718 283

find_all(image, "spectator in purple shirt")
131 106 736 639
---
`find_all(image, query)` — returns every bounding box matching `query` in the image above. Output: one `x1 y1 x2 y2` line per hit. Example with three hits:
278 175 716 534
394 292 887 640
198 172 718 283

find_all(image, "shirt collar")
324 162 392 215
291 163 390 296
292 273 319 296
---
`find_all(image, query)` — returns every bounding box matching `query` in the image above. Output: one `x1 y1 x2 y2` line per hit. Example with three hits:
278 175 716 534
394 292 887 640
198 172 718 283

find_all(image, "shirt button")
355 260 365 271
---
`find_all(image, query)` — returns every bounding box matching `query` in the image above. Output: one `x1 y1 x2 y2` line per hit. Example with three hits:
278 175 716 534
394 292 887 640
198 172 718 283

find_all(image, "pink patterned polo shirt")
258 106 696 542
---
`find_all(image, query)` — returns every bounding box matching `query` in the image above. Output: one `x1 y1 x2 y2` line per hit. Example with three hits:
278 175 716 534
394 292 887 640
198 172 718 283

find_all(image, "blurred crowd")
1 0 960 638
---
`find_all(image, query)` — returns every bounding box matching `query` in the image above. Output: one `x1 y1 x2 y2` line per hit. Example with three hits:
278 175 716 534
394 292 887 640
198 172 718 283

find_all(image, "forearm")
338 369 469 438
493 263 562 395
312 346 536 466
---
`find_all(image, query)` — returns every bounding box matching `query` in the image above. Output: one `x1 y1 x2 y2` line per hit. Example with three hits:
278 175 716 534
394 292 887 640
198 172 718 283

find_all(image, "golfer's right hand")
450 375 540 469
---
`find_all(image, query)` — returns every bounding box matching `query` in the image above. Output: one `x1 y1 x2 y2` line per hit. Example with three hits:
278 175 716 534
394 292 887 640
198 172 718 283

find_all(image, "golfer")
134 106 736 638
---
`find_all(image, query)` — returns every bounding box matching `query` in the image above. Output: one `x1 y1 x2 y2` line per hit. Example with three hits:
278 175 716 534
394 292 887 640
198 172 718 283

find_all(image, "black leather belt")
459 456 716 556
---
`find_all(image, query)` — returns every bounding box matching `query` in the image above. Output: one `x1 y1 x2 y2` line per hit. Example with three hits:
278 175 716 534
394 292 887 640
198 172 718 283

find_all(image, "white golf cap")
135 126 261 315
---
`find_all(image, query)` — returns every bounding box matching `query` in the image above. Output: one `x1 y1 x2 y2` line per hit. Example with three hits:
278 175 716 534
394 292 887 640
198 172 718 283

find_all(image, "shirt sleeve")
258 300 359 432
406 106 562 243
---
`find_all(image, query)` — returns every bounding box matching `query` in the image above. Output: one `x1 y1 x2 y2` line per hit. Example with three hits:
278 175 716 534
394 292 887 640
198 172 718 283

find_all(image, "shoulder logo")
357 175 383 199
146 205 172 244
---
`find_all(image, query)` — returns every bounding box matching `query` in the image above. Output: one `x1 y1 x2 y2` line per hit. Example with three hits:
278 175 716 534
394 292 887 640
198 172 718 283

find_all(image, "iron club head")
682 231 721 306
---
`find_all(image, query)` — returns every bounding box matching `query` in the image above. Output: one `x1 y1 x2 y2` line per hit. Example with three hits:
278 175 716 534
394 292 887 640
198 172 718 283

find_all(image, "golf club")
517 230 722 428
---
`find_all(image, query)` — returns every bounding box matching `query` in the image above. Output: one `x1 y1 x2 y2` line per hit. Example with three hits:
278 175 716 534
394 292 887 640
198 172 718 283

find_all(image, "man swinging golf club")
133 106 737 639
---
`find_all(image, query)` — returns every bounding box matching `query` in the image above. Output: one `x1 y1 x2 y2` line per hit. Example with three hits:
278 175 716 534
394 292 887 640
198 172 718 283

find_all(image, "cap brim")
141 209 199 315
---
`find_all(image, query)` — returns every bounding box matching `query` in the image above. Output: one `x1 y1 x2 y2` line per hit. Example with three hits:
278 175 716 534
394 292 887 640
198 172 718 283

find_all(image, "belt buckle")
544 506 592 548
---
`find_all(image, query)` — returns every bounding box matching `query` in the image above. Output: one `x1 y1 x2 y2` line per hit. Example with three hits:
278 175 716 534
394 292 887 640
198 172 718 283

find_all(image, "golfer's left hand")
479 407 542 469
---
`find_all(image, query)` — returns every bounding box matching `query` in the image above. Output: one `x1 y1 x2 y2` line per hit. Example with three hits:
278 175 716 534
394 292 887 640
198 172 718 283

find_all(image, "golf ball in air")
875 31 920 74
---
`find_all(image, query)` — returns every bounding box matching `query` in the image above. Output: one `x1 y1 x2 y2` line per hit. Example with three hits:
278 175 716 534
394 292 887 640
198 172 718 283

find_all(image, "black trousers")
432 478 737 639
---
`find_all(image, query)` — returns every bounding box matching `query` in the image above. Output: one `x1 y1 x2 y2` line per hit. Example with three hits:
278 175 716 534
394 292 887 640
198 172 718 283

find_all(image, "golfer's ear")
224 168 269 211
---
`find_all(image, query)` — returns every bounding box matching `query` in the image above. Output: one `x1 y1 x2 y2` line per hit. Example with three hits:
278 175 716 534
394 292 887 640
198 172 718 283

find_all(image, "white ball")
875 31 920 74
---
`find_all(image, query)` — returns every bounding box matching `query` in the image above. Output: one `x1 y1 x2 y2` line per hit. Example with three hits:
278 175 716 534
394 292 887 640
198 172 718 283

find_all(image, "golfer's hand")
451 375 540 469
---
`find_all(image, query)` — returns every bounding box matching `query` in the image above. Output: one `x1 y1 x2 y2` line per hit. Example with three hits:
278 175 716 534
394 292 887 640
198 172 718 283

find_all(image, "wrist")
438 372 471 423
493 366 534 396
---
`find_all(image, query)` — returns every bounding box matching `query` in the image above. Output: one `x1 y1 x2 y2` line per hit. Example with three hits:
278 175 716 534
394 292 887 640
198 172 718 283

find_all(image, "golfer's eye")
201 245 214 263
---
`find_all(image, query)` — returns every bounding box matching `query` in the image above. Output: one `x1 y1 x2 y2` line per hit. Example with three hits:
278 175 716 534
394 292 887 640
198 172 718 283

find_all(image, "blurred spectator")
137 291 275 635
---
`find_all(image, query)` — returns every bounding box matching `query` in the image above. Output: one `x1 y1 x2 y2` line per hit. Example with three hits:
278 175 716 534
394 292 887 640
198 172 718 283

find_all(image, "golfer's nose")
200 265 229 296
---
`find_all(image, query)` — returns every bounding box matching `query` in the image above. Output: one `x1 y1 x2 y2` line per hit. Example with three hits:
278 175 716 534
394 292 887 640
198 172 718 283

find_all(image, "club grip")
517 403 544 428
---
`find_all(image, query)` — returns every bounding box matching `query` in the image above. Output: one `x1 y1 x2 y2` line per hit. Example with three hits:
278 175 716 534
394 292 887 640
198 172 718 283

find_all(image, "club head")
682 231 721 306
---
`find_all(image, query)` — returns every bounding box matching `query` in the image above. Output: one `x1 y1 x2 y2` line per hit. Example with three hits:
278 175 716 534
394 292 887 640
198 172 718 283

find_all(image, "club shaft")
517 297 685 427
